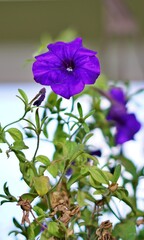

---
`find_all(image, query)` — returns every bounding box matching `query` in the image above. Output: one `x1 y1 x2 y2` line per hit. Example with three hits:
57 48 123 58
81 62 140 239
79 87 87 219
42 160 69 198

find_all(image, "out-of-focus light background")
0 0 144 239
0 0 144 82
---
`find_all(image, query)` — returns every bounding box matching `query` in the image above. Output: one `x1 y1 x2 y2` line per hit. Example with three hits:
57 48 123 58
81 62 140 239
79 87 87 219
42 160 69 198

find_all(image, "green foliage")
113 221 136 240
0 81 143 240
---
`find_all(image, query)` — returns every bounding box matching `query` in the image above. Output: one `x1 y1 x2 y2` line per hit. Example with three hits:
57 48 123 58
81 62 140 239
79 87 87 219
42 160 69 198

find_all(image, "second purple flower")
107 87 141 144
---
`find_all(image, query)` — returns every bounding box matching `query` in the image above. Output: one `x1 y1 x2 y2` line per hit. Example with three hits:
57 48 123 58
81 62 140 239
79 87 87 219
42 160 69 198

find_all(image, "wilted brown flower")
96 220 115 240
108 183 118 192
50 184 80 225
17 197 32 224
100 220 113 230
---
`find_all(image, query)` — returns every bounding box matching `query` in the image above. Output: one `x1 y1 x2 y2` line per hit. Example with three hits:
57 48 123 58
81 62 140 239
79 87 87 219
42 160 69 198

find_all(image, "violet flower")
32 38 100 99
107 87 141 144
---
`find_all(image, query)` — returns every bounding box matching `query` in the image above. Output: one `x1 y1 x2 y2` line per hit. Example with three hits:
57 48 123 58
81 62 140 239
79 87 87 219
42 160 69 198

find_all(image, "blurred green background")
0 0 144 81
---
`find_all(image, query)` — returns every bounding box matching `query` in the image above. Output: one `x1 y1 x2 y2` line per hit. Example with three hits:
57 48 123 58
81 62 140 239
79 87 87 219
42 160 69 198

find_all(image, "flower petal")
116 113 141 144
109 87 126 104
76 56 100 84
51 73 85 99
48 38 82 61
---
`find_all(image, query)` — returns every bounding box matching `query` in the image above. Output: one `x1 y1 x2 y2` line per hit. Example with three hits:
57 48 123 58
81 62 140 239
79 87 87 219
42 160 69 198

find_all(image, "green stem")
69 124 82 141
32 133 40 162
2 112 27 131
105 199 121 221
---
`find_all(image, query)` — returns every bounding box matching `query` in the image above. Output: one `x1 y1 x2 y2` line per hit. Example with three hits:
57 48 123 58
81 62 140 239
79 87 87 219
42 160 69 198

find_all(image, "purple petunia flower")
32 38 100 99
107 87 141 144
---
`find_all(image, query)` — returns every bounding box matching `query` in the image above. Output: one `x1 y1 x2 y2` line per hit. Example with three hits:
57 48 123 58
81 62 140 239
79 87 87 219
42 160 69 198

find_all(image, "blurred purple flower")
107 87 141 144
89 149 102 157
32 38 100 99
65 168 73 176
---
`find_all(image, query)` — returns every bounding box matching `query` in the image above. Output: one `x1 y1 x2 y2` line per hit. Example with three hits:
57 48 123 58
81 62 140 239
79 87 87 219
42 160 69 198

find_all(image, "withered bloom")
17 197 32 225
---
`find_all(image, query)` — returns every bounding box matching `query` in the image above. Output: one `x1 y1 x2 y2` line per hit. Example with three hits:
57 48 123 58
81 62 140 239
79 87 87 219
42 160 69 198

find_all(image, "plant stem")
2 112 27 131
32 133 40 162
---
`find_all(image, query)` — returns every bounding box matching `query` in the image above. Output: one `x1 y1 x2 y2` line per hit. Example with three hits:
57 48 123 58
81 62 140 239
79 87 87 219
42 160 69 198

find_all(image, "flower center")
66 66 73 72
65 60 75 72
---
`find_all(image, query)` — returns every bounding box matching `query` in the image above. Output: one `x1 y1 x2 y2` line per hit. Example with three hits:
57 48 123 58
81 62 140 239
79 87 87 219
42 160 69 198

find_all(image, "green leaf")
77 102 83 118
84 110 95 120
120 156 137 179
20 193 37 202
93 189 108 195
83 133 93 144
35 108 41 132
113 220 136 240
20 162 35 186
0 148 2 153
33 206 45 216
65 112 79 120
47 91 57 108
18 89 29 104
7 128 23 141
33 176 50 197
48 222 61 238
67 173 83 189
27 224 35 240
12 141 29 150
43 122 49 138
13 218 24 231
89 167 109 184
47 162 58 178
112 164 121 183
77 191 87 207
36 155 50 166
84 153 99 164
82 122 89 133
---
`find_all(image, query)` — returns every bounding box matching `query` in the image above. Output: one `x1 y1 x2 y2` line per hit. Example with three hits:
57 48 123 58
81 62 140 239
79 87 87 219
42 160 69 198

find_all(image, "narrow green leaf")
84 110 95 120
112 164 121 183
82 122 89 133
93 189 108 195
65 113 79 120
41 116 48 127
18 89 29 104
35 108 41 131
77 102 83 118
43 123 49 138
84 153 99 164
13 218 24 231
83 133 93 144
